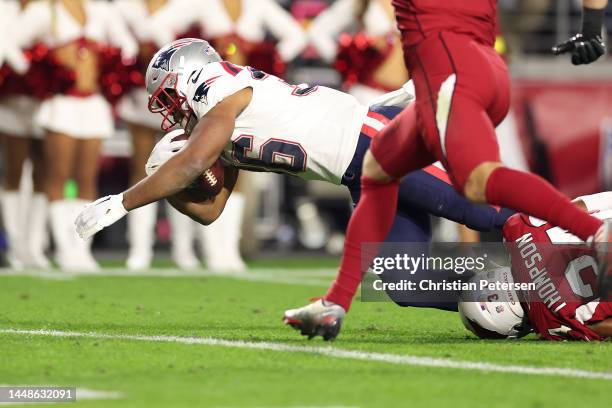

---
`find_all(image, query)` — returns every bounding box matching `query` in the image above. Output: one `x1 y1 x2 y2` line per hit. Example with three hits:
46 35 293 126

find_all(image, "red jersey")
392 0 497 47
503 212 612 341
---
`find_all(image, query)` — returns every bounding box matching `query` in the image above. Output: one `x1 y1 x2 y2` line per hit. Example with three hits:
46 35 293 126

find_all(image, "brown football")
184 158 226 202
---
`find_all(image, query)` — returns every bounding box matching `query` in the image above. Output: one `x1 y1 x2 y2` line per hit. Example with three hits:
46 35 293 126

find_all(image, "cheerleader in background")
17 0 137 271
309 0 409 104
0 0 49 269
150 0 307 272
115 0 203 271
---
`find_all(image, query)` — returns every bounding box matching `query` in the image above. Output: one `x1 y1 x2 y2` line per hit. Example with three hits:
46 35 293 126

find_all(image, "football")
184 158 226 202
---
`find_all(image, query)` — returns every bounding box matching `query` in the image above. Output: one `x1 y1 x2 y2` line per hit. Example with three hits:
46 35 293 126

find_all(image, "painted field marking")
2 329 611 381
0 268 335 286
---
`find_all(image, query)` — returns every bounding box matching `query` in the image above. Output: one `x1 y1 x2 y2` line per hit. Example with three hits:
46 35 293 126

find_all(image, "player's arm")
166 166 239 225
75 88 253 240
589 318 612 338
122 87 252 211
552 0 608 65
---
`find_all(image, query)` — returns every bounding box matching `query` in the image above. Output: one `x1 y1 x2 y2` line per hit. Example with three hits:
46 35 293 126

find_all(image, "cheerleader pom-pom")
24 44 76 99
247 41 286 79
334 33 389 90
98 46 145 105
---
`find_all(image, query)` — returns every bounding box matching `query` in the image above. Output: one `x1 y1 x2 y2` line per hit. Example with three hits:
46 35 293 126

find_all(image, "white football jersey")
182 61 368 184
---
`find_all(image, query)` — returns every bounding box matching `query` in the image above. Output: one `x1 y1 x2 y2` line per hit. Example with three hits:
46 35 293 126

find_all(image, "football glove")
552 7 606 65
552 33 606 65
75 194 128 240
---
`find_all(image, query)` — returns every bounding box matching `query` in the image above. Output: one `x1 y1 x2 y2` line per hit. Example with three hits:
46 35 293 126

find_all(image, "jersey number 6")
232 135 307 174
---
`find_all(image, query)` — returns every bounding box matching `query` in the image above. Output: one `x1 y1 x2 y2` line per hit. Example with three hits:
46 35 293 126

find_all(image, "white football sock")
199 193 246 273
167 204 199 270
49 200 74 269
24 193 50 269
126 203 158 270
71 199 100 272
1 191 24 269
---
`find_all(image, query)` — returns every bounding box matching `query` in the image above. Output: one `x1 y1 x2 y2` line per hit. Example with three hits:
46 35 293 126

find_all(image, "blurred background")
0 0 611 272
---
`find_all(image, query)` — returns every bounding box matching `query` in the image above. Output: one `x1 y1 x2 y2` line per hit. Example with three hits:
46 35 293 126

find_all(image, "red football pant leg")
410 32 601 239
325 177 400 311
486 167 602 241
369 103 437 178
409 32 509 188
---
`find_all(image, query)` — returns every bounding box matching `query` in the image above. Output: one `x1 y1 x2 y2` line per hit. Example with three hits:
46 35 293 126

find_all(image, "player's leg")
398 167 514 233
25 139 51 268
45 132 79 269
1 134 30 268
324 104 437 312
72 138 103 271
126 123 158 270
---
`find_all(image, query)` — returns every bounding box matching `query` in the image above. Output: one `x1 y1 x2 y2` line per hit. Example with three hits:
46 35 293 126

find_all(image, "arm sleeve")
149 0 202 47
259 0 307 62
574 192 612 212
15 3 52 48
308 0 356 63
102 4 138 60
184 62 251 118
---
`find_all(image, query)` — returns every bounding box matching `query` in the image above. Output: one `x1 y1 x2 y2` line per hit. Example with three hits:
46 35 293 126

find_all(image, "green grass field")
1 259 611 407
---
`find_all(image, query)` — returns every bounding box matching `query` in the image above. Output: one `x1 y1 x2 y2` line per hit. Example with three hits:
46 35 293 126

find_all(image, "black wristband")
582 7 605 39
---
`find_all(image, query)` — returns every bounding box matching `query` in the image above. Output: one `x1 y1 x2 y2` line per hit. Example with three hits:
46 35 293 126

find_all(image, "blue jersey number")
231 135 307 174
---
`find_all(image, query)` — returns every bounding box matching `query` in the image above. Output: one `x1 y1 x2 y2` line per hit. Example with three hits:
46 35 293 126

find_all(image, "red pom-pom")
334 33 392 90
245 41 286 78
98 45 144 105
0 44 76 99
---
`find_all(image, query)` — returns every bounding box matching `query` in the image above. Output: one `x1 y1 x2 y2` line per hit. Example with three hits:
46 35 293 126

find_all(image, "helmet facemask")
148 73 196 132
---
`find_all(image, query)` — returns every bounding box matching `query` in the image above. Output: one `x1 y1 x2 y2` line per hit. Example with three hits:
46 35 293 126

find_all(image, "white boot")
50 200 99 272
199 193 246 273
22 193 50 269
167 204 200 270
126 203 157 270
50 200 78 270
71 199 100 272
1 191 24 269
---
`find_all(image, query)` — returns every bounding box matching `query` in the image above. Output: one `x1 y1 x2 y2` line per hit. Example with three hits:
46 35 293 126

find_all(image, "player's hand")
552 33 606 65
75 194 128 240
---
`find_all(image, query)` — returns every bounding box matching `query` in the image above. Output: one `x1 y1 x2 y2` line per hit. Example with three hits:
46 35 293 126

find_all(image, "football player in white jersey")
75 39 512 339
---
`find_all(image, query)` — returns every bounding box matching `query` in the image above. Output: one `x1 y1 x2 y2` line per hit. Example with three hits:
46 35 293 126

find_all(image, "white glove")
146 129 187 176
75 194 128 240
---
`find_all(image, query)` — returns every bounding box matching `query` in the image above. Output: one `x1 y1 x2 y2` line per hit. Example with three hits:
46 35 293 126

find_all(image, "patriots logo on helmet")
152 47 179 71
152 40 197 71
193 75 221 103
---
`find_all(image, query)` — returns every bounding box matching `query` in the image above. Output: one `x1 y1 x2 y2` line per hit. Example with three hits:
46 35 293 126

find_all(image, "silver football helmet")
458 266 532 339
146 38 222 131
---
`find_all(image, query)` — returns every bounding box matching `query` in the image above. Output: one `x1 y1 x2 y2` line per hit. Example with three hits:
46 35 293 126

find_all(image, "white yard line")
0 268 334 286
2 329 611 381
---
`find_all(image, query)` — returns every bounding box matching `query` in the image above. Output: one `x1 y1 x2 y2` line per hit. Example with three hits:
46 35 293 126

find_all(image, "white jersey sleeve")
574 192 612 213
183 61 252 119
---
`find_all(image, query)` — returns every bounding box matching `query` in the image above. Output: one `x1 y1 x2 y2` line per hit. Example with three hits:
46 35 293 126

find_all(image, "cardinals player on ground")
74 39 512 336
460 192 612 341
